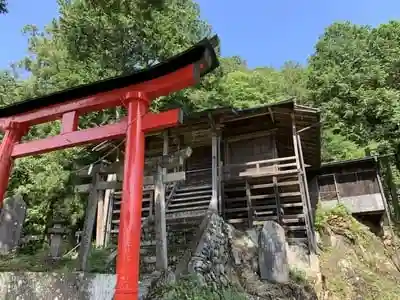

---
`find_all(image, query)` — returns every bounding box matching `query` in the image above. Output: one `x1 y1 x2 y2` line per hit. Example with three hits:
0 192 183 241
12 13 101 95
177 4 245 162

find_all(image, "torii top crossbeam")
0 36 219 300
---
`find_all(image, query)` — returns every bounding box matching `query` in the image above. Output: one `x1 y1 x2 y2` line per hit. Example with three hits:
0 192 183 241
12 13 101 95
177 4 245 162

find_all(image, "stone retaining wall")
0 272 116 300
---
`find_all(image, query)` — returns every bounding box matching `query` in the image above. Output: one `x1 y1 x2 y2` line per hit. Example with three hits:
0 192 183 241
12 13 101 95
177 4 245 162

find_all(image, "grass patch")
314 203 350 232
317 204 400 299
289 267 308 285
147 275 248 300
0 243 115 273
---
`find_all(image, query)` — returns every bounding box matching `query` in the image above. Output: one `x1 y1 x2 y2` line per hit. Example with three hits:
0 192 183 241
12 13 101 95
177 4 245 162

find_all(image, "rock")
0 195 27 254
258 221 289 283
246 228 259 245
147 213 319 299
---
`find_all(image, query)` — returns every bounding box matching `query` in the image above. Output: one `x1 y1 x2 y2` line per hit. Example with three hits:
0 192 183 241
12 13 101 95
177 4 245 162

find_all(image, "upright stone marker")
0 194 27 254
258 220 289 283
48 221 69 259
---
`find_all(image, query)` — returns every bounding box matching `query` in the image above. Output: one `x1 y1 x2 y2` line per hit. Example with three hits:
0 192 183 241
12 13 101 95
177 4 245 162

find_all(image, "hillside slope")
316 207 400 300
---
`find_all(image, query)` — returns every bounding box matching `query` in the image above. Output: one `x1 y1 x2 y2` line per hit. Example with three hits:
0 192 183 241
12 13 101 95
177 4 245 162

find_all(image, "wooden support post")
154 131 169 271
333 174 340 203
245 180 253 228
273 173 282 224
296 134 315 226
78 165 101 271
217 133 223 215
375 160 394 226
96 172 105 248
291 113 316 254
103 173 116 247
272 134 282 224
211 131 218 211
381 157 400 220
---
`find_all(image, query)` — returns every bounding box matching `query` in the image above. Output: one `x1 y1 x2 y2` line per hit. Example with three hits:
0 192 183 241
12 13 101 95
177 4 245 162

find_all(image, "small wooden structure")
308 157 387 217
75 99 321 267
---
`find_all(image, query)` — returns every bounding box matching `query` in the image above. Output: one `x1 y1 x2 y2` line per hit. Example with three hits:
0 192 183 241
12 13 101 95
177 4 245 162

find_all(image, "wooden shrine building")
307 157 389 232
76 99 321 256
308 157 386 214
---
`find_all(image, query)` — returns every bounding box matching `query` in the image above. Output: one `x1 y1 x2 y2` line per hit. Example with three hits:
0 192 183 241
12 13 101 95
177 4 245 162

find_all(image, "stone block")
258 220 289 283
0 195 27 254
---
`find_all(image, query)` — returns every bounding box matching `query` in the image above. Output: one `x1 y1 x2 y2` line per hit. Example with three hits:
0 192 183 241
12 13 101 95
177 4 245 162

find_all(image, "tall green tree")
2 0 214 234
308 21 400 161
0 0 7 14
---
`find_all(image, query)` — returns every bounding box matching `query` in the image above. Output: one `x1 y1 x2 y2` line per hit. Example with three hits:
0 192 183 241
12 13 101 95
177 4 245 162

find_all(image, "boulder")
258 221 289 283
0 195 27 254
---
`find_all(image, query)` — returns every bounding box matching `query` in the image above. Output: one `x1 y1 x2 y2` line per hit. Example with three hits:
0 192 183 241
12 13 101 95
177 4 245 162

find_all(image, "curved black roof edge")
0 35 220 118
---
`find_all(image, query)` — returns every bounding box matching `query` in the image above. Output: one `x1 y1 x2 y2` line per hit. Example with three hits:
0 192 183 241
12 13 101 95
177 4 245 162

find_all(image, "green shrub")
314 203 350 232
149 275 247 300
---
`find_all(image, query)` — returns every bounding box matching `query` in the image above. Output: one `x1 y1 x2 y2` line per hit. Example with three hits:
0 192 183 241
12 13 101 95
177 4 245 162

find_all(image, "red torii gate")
0 36 219 300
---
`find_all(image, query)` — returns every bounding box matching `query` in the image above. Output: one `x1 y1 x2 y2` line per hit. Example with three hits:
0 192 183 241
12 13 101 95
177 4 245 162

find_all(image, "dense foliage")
1 1 400 234
0 0 7 14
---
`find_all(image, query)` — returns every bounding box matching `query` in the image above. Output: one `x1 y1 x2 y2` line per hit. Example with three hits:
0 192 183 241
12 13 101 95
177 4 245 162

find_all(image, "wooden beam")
381 157 400 220
155 131 168 271
376 165 394 226
95 172 105 248
332 174 340 203
245 180 253 228
273 174 282 224
146 147 192 169
76 146 192 177
217 133 223 215
268 107 275 124
226 128 278 143
296 134 315 228
0 62 195 130
75 172 186 193
12 109 182 158
78 165 101 271
211 132 218 211
100 173 116 248
272 135 282 224
291 112 316 254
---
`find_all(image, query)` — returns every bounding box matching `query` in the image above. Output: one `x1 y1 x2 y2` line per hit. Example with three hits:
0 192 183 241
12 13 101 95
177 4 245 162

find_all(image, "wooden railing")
223 156 300 180
185 167 212 185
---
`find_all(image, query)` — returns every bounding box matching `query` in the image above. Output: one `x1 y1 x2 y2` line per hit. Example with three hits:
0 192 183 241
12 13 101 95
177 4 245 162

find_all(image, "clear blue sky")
1 0 400 70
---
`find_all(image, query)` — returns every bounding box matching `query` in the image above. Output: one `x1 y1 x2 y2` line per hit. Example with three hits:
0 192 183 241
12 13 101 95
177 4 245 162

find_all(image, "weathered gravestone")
48 221 70 260
258 220 289 283
0 194 27 254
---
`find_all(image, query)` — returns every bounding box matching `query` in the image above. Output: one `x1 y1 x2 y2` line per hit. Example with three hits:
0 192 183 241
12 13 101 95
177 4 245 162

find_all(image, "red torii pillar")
0 36 218 298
